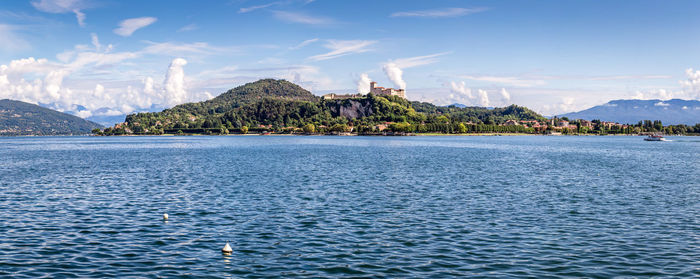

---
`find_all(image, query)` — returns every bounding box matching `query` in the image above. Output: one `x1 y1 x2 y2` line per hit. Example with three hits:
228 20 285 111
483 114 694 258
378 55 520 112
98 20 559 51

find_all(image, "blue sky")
1 0 699 119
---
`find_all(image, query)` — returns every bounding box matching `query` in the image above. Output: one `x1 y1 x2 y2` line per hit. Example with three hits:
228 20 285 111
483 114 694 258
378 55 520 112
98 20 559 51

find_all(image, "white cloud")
383 62 405 89
113 17 157 37
31 0 88 26
391 7 488 18
629 69 700 101
308 40 376 61
460 75 546 87
90 33 100 51
141 41 222 56
0 24 31 52
680 68 700 99
654 101 670 107
500 88 511 104
143 77 155 95
290 38 319 50
477 89 490 107
75 110 92 118
239 2 279 13
74 9 85 26
257 57 285 64
177 23 198 32
587 75 671 81
163 58 188 107
450 81 472 98
392 52 450 68
272 10 334 25
443 81 514 107
357 73 371 94
539 97 577 116
382 52 449 89
0 42 216 119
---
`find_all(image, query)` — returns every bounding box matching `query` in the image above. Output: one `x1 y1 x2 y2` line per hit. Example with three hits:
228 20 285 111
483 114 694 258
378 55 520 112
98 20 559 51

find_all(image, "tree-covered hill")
0 99 103 136
102 79 547 135
166 78 319 116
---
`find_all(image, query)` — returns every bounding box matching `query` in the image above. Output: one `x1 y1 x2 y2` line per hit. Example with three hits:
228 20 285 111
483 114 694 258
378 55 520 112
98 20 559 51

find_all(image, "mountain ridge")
561 99 700 125
0 99 103 136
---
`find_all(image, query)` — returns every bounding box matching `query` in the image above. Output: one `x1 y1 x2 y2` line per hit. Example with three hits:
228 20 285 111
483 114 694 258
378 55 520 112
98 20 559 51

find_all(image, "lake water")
1 135 698 278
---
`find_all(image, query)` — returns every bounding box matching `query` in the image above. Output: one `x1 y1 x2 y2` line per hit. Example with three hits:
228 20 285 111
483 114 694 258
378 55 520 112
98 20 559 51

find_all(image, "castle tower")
370 81 377 90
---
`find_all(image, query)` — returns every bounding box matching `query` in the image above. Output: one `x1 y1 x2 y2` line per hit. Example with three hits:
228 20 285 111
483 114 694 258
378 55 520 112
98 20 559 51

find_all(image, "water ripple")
0 136 698 278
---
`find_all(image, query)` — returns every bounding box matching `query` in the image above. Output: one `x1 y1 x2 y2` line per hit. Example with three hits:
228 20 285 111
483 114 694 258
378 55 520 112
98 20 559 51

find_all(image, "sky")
1 0 700 120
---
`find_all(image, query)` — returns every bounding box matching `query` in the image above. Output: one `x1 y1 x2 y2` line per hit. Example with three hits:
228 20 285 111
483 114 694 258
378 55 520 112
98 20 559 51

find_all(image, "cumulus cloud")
538 97 578 116
357 73 372 94
31 0 88 26
444 81 514 107
500 88 511 104
391 7 488 18
0 54 212 119
477 89 490 107
163 58 187 107
680 68 700 99
382 62 405 89
75 110 92 118
450 81 472 99
382 52 449 89
308 40 376 61
114 17 157 37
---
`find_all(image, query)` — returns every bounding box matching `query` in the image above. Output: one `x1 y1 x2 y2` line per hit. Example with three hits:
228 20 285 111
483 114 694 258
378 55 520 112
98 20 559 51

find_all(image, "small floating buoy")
163 213 169 220
222 242 233 254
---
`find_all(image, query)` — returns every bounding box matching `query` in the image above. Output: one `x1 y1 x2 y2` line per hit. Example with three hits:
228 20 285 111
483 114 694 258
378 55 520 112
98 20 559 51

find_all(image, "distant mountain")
0 99 102 136
446 103 467 108
86 114 129 127
83 105 166 127
561 99 700 125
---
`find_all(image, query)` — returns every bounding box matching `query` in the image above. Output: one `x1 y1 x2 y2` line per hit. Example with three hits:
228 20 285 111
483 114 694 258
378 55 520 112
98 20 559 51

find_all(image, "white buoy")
222 242 233 254
163 213 169 220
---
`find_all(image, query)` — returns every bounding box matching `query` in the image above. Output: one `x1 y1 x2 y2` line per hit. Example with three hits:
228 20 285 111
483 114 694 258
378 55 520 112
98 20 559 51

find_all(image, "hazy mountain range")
561 99 700 125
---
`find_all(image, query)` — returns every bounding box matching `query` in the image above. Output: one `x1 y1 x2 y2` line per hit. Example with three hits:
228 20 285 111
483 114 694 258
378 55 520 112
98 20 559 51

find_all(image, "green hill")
0 99 103 136
167 78 319 116
102 79 547 135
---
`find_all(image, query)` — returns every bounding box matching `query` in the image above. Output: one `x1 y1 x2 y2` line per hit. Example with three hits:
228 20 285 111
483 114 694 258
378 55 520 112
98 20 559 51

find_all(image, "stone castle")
322 82 405 100
369 82 405 98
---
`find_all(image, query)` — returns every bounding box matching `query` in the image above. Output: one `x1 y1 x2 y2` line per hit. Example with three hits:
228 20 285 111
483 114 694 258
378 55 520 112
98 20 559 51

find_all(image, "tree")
240 126 249 134
330 123 349 132
457 123 467 133
303 123 315 134
91 128 102 135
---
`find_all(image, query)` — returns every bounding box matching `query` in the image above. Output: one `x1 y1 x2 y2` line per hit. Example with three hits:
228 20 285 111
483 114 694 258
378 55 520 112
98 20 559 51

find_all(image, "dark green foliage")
100 79 581 135
0 99 103 136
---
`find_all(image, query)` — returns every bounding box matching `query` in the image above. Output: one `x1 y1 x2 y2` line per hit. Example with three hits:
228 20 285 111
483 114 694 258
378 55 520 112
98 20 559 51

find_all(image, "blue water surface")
0 135 698 278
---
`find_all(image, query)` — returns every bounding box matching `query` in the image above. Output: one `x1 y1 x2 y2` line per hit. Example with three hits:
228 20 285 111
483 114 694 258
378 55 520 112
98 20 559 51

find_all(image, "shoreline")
4 133 700 137
88 133 699 137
